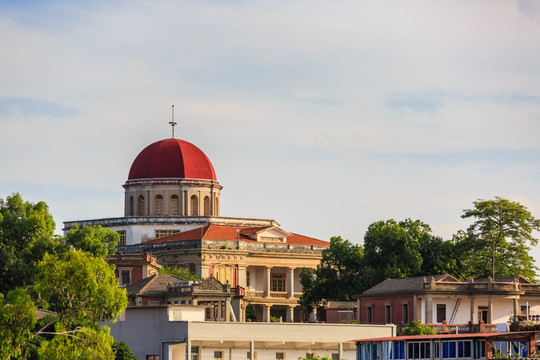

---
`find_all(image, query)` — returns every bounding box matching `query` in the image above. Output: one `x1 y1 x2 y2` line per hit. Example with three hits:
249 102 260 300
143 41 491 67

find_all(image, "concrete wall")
107 306 189 360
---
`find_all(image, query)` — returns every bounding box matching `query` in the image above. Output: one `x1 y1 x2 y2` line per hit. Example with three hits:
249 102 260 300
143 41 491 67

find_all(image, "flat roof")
353 331 540 343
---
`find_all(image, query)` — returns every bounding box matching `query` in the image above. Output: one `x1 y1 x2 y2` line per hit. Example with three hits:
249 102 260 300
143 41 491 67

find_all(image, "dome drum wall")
123 178 222 217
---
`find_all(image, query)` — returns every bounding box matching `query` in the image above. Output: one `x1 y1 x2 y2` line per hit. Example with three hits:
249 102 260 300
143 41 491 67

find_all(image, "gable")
255 227 290 243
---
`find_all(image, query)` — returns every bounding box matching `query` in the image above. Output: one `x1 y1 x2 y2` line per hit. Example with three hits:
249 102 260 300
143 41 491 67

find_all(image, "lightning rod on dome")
169 104 177 138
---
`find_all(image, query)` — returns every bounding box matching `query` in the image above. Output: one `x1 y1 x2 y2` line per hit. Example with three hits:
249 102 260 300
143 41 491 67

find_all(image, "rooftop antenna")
169 105 177 138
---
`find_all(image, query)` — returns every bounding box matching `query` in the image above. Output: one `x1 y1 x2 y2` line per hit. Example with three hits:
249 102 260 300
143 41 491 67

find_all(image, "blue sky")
1 0 540 264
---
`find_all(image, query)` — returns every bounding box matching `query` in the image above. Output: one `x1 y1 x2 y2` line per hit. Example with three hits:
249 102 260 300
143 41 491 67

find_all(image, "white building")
108 305 396 360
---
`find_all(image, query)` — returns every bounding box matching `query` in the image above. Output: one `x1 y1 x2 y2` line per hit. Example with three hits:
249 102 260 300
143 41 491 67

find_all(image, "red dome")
128 138 217 181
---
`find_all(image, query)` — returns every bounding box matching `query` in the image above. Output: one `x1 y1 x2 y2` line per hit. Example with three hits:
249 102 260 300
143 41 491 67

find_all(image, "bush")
401 321 436 335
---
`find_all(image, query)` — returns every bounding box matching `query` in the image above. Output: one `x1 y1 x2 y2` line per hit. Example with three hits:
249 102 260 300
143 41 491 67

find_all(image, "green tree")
299 236 365 310
458 197 540 280
362 219 425 288
159 265 200 281
0 193 58 294
0 289 37 360
112 341 137 360
65 223 119 258
401 320 436 336
419 234 457 278
38 326 114 360
0 194 131 359
245 303 257 322
35 250 127 328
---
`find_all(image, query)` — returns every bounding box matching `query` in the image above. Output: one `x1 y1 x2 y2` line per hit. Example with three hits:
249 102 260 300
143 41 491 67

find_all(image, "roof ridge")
137 274 158 295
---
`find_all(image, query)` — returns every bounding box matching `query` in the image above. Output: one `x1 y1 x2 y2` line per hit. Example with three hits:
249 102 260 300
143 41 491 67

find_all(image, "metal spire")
169 105 177 138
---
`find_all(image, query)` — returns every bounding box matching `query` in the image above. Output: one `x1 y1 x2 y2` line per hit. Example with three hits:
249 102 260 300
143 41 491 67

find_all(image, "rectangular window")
271 273 285 292
331 354 339 360
214 351 223 360
366 305 374 324
394 341 406 360
402 302 409 323
474 340 486 358
120 270 131 286
442 341 456 359
437 304 446 323
276 352 285 359
191 346 199 360
305 353 314 359
260 236 284 243
146 356 159 360
478 306 488 323
117 230 126 247
408 342 431 359
155 229 180 239
385 304 392 323
246 351 257 359
339 310 353 323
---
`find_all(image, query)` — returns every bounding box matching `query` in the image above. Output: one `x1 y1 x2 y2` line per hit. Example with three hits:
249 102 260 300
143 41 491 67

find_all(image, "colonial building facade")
355 274 540 333
65 135 330 322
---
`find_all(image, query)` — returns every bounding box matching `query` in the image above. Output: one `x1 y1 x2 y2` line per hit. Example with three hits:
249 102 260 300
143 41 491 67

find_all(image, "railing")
246 290 264 298
293 292 303 298
270 291 288 298
234 285 245 296
398 321 496 335
422 277 540 293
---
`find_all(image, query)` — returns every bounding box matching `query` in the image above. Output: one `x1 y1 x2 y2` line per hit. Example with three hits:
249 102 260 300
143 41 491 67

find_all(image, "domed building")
124 138 221 218
64 132 329 323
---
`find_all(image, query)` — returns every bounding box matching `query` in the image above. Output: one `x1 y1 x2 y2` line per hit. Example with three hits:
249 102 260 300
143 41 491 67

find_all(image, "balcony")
270 291 288 298
246 290 264 298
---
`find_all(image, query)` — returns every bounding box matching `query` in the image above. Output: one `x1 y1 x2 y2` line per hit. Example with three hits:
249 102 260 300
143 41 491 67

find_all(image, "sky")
1 1 540 261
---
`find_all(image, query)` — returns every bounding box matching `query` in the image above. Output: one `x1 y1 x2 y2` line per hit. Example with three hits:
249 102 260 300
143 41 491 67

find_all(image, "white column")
264 305 271 322
425 294 433 324
265 267 271 297
287 306 294 322
288 268 295 298
470 296 476 323
488 296 493 323
225 298 231 322
249 341 255 360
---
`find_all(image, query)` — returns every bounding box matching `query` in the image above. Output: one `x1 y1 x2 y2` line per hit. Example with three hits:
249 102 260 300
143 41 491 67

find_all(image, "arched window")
138 196 145 216
170 195 179 215
155 195 163 215
129 196 134 216
204 196 210 216
190 195 198 216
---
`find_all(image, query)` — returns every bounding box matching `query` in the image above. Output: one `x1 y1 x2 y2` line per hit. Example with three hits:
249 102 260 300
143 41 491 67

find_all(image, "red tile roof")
140 224 329 247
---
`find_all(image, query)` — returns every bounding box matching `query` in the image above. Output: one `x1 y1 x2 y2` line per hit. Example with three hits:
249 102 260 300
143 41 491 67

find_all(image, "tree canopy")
159 265 200 281
65 223 119 258
0 193 130 359
299 236 364 310
0 193 59 294
456 197 540 280
36 251 127 328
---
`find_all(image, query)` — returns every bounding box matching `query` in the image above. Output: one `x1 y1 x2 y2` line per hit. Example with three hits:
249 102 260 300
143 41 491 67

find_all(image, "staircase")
449 297 462 324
